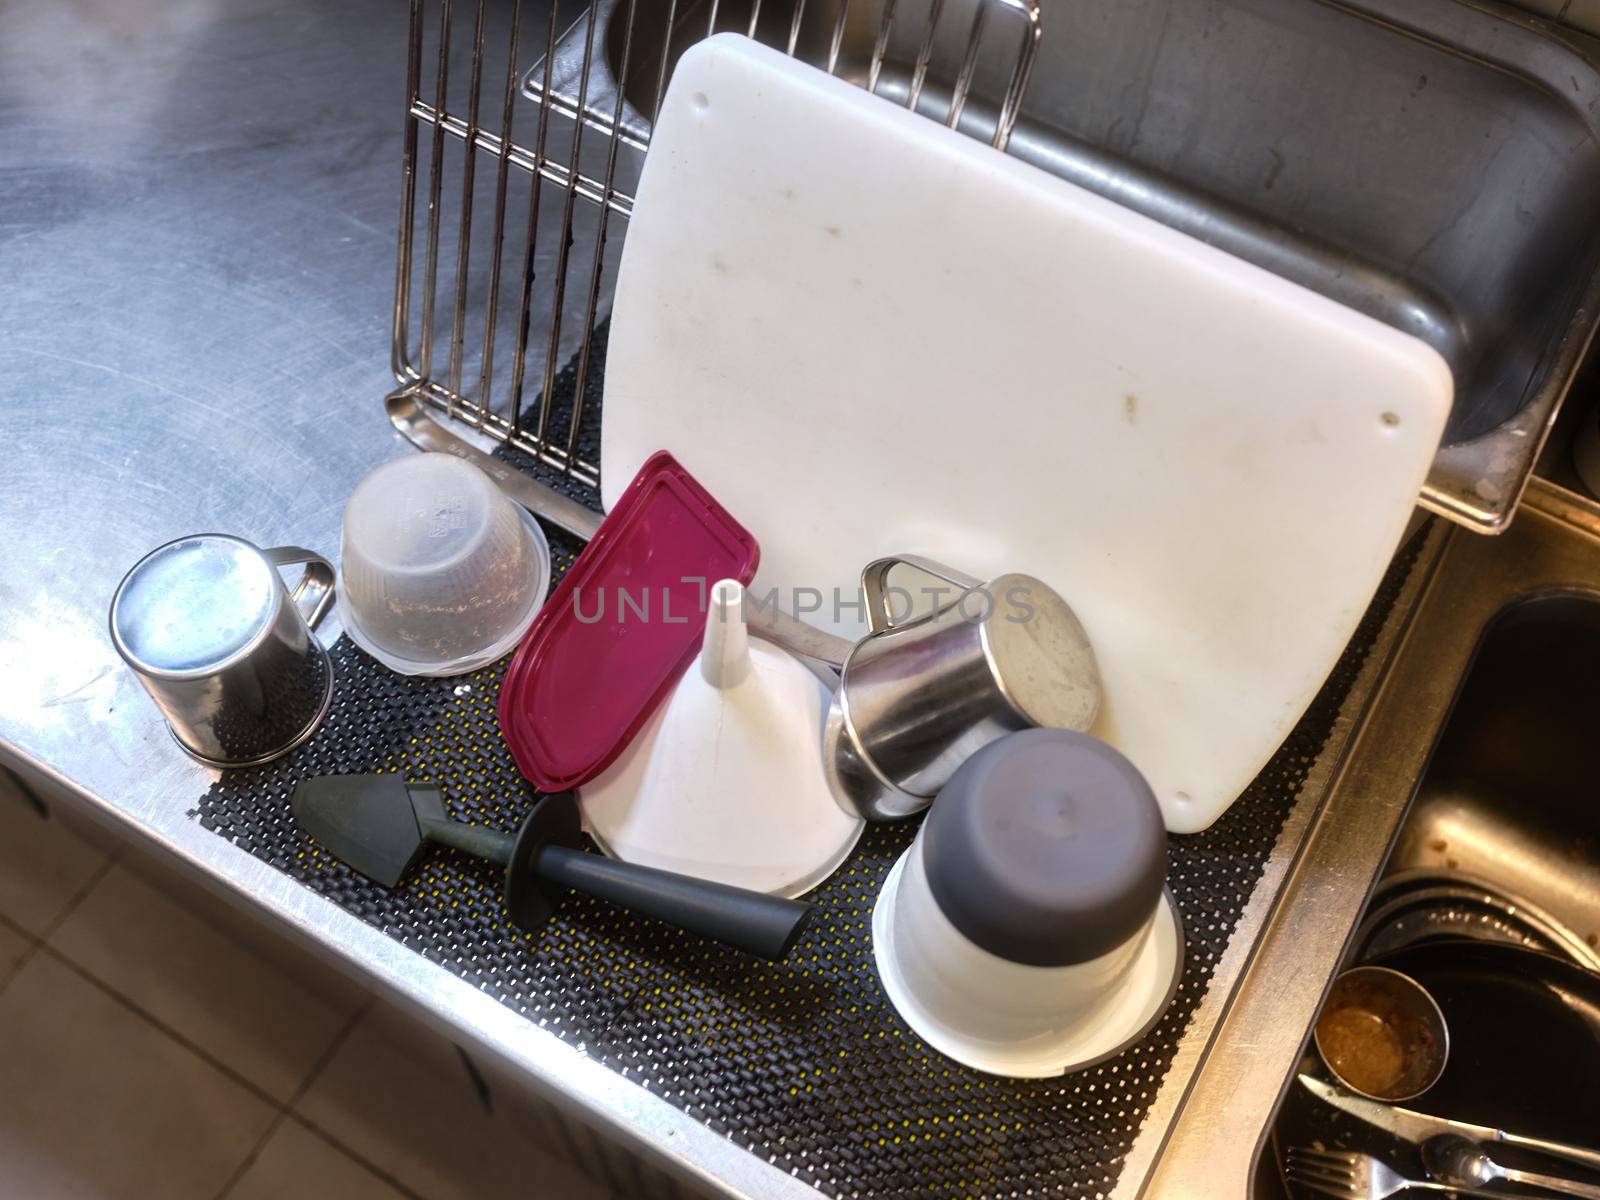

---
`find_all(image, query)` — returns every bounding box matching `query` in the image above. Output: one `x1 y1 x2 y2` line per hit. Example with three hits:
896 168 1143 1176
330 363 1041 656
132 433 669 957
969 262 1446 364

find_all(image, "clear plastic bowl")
337 454 550 677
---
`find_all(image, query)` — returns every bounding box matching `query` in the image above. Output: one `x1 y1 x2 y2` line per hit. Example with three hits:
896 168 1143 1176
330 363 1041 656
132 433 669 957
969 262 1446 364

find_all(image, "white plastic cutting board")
602 35 1453 834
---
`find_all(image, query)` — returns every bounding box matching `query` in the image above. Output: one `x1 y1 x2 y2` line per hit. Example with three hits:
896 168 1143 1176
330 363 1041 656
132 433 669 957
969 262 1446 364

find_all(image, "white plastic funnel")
579 580 864 897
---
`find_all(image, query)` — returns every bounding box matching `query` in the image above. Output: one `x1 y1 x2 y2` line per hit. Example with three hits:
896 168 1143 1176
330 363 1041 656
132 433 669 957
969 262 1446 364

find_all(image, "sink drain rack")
388 0 1040 489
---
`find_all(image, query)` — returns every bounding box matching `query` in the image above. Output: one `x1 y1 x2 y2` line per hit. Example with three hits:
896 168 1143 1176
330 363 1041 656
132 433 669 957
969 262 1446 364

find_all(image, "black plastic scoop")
291 775 815 960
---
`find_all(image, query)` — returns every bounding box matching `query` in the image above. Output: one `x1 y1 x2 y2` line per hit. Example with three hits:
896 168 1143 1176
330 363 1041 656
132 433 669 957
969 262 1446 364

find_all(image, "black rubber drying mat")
197 450 1421 1199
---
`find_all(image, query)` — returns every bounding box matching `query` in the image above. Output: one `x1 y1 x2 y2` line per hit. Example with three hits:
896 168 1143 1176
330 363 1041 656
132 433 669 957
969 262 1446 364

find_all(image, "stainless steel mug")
110 534 336 768
823 555 1101 821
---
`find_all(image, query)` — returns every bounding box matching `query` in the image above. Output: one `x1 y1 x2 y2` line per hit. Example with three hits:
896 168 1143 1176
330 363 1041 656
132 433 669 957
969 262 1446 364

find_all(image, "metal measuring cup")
822 555 1102 821
110 534 335 769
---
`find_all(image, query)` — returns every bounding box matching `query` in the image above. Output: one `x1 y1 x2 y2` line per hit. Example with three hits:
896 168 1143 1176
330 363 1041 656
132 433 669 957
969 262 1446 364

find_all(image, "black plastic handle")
534 844 815 960
419 816 517 864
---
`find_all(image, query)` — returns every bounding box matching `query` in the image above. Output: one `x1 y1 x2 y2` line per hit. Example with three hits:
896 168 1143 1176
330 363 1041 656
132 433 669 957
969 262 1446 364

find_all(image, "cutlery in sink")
1285 1146 1502 1199
1422 1135 1600 1199
1300 1074 1600 1174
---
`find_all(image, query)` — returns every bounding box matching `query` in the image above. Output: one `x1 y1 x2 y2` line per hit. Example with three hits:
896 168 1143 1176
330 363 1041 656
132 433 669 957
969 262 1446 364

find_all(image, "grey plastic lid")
921 728 1167 967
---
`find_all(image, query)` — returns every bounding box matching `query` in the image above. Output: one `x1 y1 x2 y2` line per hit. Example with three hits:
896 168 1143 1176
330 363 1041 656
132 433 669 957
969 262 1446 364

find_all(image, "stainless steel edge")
1352 0 1600 531
1136 478 1600 1198
1421 368 1586 533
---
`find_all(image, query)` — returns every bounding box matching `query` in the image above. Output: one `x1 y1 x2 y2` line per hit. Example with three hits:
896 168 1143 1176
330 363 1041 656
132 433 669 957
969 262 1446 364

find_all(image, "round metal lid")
111 535 277 676
980 572 1101 732
922 728 1167 966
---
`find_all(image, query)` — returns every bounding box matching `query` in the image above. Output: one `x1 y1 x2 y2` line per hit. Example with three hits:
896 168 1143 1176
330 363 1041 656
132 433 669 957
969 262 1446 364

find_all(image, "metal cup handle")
860 555 984 635
262 546 336 629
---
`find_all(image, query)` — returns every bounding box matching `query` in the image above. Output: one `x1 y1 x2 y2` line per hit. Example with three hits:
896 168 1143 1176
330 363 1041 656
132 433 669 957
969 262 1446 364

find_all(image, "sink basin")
1386 593 1600 955
1247 589 1600 1198
525 0 1600 530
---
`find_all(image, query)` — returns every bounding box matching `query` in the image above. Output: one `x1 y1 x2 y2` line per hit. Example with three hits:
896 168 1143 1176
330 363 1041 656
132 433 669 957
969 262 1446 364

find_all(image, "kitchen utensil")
872 729 1181 1077
1300 1074 1600 1176
1285 1147 1501 1200
1314 966 1449 1102
498 451 760 792
291 775 814 960
337 453 550 676
387 391 855 668
110 535 335 768
824 555 1100 822
1424 1135 1600 1199
1300 1075 1600 1174
601 34 1454 834
579 581 863 897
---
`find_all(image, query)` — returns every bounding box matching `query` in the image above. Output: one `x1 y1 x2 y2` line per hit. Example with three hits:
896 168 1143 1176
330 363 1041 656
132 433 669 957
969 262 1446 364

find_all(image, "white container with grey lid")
873 728 1183 1077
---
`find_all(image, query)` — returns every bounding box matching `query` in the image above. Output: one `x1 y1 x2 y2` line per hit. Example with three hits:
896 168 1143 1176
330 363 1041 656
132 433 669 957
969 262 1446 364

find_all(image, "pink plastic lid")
499 451 760 791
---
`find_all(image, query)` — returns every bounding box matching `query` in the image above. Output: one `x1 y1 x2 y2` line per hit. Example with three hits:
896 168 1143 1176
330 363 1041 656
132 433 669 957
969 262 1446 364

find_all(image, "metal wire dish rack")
387 0 1040 489
386 0 1600 538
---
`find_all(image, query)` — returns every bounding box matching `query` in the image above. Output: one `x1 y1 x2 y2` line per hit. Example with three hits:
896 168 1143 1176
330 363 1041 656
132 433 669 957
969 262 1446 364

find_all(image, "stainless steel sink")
1135 474 1600 1197
1245 524 1600 1198
526 0 1600 530
1384 593 1600 957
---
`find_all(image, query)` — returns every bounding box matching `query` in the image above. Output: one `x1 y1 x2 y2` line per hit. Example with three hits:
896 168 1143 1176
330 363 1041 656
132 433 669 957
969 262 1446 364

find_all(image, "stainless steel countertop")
0 2 806 1194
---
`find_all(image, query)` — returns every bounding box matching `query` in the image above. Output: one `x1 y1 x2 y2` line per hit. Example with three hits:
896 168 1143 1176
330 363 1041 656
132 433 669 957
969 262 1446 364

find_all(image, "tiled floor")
0 770 621 1200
